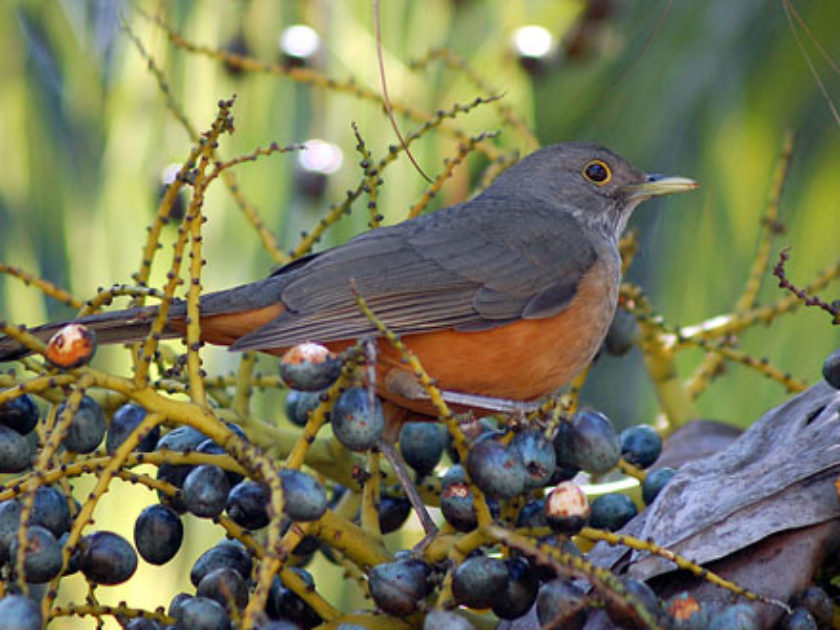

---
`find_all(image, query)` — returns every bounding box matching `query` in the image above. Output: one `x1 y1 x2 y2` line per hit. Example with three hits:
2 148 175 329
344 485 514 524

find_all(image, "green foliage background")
0 0 839 624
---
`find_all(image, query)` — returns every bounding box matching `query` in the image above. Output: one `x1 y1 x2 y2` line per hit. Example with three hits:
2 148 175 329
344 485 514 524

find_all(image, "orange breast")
378 262 618 409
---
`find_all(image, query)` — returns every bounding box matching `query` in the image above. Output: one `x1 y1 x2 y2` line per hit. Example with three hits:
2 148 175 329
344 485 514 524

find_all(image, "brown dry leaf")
586 382 840 628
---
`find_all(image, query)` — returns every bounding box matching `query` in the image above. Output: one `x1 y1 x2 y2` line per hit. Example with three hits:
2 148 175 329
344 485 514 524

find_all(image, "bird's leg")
363 336 379 415
361 339 438 544
377 438 438 542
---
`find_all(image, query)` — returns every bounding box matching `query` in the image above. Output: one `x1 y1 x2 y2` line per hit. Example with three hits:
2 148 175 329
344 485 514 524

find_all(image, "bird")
0 142 697 418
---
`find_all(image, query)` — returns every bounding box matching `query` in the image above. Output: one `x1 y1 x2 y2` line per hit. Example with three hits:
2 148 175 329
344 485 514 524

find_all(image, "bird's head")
487 142 698 239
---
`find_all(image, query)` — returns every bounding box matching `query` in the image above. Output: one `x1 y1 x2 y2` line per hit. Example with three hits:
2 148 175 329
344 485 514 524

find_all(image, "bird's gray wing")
231 197 597 350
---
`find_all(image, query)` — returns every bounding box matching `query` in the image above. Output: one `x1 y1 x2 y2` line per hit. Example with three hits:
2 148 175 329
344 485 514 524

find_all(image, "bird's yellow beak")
625 174 699 200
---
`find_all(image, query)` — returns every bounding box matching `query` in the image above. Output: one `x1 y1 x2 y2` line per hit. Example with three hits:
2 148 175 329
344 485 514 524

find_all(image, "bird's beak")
624 173 699 200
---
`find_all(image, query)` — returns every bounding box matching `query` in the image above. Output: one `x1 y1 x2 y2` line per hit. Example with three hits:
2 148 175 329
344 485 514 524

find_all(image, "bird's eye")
582 160 611 185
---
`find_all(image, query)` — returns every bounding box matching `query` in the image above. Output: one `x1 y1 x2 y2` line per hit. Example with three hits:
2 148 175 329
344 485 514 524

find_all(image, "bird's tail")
0 304 184 362
0 275 290 362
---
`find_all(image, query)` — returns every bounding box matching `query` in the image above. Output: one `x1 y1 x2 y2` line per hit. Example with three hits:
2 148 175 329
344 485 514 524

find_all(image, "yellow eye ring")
582 160 612 185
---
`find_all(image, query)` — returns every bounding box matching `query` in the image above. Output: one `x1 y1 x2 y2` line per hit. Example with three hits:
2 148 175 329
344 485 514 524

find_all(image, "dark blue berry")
589 493 638 531
6 487 73 542
0 500 24 562
466 438 526 499
33 486 72 538
605 308 638 356
270 567 321 628
197 566 248 611
516 499 547 529
0 594 43 630
642 467 676 505
226 480 269 530
492 557 539 620
0 425 34 473
107 403 160 454
265 575 288 620
175 595 231 630
289 534 319 567
377 492 411 534
157 426 207 453
822 349 840 389
156 426 207 512
0 491 72 563
57 395 106 453
284 390 323 427
79 531 138 585
195 439 243 487
9 525 63 583
0 395 39 435
791 586 832 627
168 592 191 619
510 428 556 488
452 554 508 609
134 504 183 565
183 465 230 518
399 422 444 475
190 540 251 588
331 388 384 451
368 559 428 617
554 410 620 474
440 482 477 532
280 469 327 522
620 425 662 469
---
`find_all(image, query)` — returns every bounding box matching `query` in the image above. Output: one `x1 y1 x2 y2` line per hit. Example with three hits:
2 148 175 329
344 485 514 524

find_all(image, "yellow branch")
580 527 790 612
0 264 82 309
687 132 794 397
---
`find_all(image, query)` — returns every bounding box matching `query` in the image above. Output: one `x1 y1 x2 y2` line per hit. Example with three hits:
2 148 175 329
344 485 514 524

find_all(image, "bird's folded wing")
231 199 597 350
